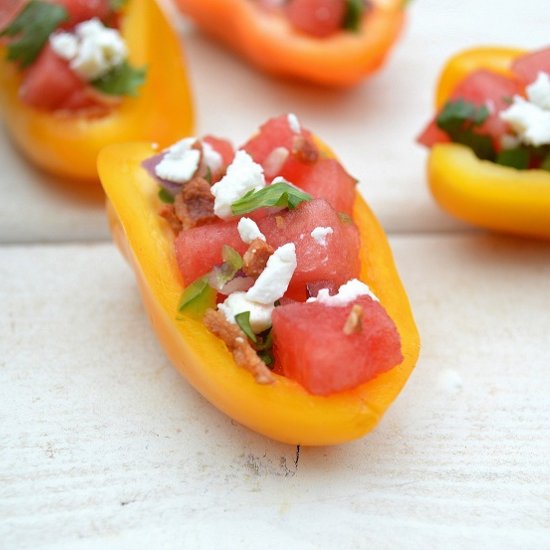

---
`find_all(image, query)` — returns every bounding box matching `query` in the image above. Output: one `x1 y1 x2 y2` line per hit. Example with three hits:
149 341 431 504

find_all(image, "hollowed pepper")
0 0 194 181
173 0 406 87
426 47 550 240
97 137 420 446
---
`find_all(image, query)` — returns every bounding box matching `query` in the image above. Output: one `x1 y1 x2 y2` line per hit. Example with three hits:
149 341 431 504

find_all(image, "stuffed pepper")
0 0 193 181
418 46 550 239
98 114 420 445
173 0 405 87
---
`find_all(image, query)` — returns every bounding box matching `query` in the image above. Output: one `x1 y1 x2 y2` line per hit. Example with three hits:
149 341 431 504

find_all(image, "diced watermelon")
449 69 520 144
285 0 346 38
512 47 550 88
0 0 26 31
257 199 360 300
175 219 246 284
280 156 356 215
52 0 111 27
416 119 451 148
271 295 403 395
19 42 99 111
174 198 360 298
241 114 312 165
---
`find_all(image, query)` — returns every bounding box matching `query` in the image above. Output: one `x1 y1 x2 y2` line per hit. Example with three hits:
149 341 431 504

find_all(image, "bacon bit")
203 309 275 384
343 304 364 335
243 239 274 278
292 135 319 164
275 215 285 229
174 176 217 230
159 205 183 234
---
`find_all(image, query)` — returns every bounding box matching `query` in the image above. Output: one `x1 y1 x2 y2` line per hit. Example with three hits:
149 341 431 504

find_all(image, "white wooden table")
1 1 550 548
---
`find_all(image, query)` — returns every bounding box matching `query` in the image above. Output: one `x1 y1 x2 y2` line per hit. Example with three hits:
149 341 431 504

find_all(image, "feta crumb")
50 33 78 60
155 137 200 183
246 243 297 305
211 150 266 219
310 226 333 247
500 96 550 146
238 217 266 244
51 18 127 81
218 292 274 333
202 141 223 175
307 278 379 307
526 72 550 110
288 113 301 134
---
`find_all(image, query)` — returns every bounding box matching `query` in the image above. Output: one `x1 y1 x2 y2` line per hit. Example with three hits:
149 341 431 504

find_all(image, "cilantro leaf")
0 0 68 68
496 148 530 170
436 99 495 161
177 277 216 319
343 0 365 32
234 311 257 343
91 61 146 97
231 181 312 216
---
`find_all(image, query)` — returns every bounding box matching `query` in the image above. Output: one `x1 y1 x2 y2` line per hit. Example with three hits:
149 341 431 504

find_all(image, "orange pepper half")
427 47 550 240
97 138 420 446
0 0 194 181
174 0 405 87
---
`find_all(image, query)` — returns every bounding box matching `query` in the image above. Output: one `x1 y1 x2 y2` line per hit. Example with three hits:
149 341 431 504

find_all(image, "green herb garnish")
343 0 365 32
231 181 312 216
496 147 530 170
258 350 274 367
234 311 257 343
177 277 216 319
91 61 146 97
158 188 175 204
437 99 495 161
210 246 244 289
0 0 68 68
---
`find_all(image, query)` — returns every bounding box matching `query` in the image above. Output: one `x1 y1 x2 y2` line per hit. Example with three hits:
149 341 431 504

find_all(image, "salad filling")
0 0 145 112
256 0 372 38
418 47 550 171
143 114 403 396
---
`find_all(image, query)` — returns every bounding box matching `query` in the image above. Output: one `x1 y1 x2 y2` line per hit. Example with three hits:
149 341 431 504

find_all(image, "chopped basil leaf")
109 0 128 10
235 311 257 343
209 246 243 290
91 61 146 97
258 350 274 367
496 148 530 170
343 0 364 32
204 166 212 184
231 182 312 215
437 99 495 161
0 0 68 68
158 188 175 204
541 154 550 172
222 245 243 270
254 328 273 351
177 277 216 319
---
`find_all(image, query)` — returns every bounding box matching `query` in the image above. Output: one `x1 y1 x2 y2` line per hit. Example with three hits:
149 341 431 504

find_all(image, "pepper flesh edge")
99 141 420 446
0 0 194 181
174 0 405 87
427 47 550 240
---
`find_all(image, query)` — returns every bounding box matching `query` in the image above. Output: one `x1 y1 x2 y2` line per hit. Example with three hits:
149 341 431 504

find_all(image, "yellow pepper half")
427 47 550 240
98 140 420 446
0 0 194 181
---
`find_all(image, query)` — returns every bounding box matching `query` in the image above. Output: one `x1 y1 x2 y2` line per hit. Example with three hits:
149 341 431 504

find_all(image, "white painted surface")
1 0 550 548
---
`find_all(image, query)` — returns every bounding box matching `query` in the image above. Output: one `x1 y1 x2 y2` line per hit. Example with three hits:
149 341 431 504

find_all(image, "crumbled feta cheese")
50 32 78 60
155 137 201 183
500 96 550 146
307 278 379 307
51 18 127 81
218 292 274 333
238 217 266 244
288 113 301 134
526 72 550 110
211 150 266 219
246 243 297 305
202 141 223 175
310 226 333 247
